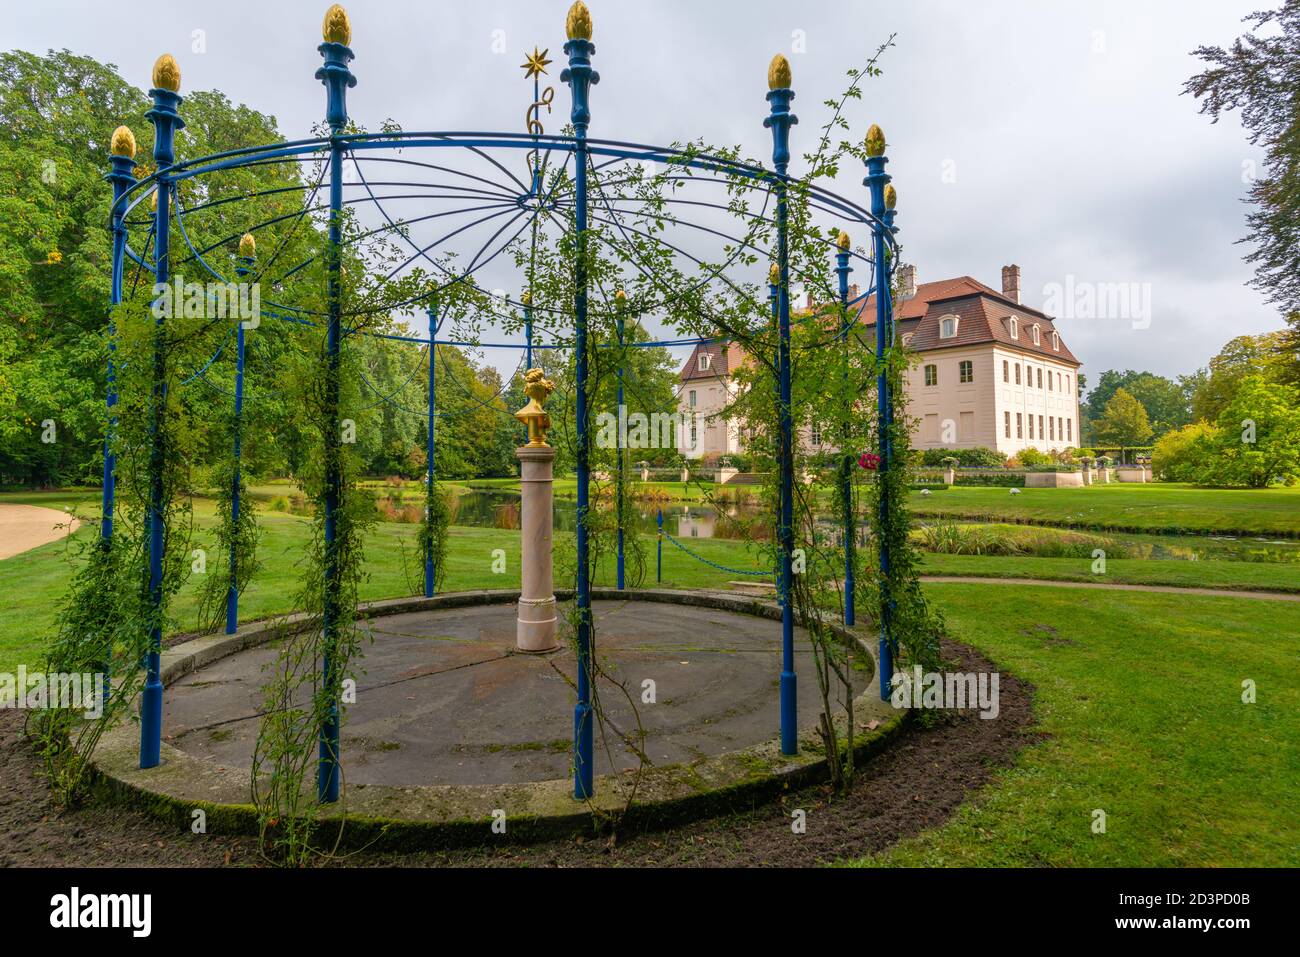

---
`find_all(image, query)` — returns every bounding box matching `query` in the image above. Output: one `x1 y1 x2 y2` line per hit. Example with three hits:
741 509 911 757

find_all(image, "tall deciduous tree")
1092 387 1154 448
1186 2 1300 317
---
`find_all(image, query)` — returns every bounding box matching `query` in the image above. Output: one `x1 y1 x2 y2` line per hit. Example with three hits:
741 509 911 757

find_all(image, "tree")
1152 421 1218 482
1186 2 1300 315
1201 374 1300 487
1083 369 1189 440
1190 332 1287 422
1092 387 1154 448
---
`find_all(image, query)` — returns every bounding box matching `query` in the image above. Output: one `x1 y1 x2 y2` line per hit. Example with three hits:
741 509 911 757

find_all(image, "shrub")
1018 447 1051 467
1152 421 1217 482
918 447 1006 468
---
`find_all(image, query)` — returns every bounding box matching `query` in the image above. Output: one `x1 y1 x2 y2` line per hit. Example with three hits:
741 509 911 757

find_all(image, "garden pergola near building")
93 2 908 810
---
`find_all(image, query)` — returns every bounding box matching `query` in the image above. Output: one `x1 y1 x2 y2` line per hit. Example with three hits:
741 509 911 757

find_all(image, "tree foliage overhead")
1186 1 1300 323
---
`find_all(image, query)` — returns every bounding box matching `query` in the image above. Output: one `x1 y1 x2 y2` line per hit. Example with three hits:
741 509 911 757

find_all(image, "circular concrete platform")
93 589 902 845
163 598 872 787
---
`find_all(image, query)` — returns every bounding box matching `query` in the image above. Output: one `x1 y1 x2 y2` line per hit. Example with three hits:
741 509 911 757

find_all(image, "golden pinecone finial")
566 2 593 41
110 126 137 159
837 230 851 251
152 54 181 93
615 289 626 304
768 54 792 91
768 263 780 285
884 184 897 210
521 290 531 306
323 4 352 45
865 123 886 158
239 233 256 257
150 190 158 210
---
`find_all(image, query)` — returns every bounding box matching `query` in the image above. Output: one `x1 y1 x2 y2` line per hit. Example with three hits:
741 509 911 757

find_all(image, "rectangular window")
1059 417 1064 442
1039 415 1045 437
1027 415 1033 439
1037 367 1043 389
1002 360 1009 383
1016 413 1023 439
1015 364 1021 385
1004 411 1011 438
1049 417 1055 440
1048 371 1054 391
1067 418 1072 441
959 361 973 384
811 425 822 446
688 390 697 408
924 364 938 387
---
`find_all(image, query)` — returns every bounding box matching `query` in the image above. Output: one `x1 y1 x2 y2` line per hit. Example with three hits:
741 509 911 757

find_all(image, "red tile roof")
853 277 1080 366
679 339 750 381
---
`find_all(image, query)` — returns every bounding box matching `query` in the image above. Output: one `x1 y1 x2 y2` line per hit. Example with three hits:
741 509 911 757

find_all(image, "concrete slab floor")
162 599 872 787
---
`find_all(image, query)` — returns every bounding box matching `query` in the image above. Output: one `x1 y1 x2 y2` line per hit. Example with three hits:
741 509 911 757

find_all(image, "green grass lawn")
920 554 1300 593
855 583 1300 867
908 483 1300 536
3 489 1297 866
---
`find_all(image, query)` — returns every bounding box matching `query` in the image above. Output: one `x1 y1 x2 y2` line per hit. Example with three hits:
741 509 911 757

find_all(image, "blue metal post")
315 30 356 804
563 11 599 800
140 72 184 770
226 246 252 635
836 237 855 627
865 129 895 700
656 509 663 584
765 58 799 756
425 298 437 598
615 293 625 590
104 141 134 547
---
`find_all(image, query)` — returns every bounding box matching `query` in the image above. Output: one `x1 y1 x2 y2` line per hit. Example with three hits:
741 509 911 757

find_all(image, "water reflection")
447 489 1299 564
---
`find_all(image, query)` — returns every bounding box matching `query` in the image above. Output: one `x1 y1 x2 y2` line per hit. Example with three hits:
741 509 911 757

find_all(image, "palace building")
676 264 1083 458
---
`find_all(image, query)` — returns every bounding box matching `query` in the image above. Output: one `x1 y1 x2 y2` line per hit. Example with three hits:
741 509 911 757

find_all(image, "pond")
446 490 1300 564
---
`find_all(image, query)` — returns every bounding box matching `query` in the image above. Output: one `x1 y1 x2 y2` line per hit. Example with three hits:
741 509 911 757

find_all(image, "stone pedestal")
516 445 559 653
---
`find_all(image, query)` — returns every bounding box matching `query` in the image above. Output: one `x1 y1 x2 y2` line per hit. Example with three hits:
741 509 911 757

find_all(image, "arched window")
1015 364 1021 385
1032 324 1041 346
698 352 711 371
1009 317 1019 340
1003 359 1009 382
939 315 959 339
1051 331 1060 351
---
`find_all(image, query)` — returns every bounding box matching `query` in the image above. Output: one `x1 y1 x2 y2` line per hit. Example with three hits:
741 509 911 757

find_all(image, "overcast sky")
10 0 1282 389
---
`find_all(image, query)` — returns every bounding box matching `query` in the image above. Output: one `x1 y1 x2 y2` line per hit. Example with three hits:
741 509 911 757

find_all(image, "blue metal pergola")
103 1 900 805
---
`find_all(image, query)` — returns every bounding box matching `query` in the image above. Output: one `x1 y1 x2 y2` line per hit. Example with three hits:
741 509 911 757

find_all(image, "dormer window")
1051 331 1060 351
939 315 959 339
1032 324 1041 346
698 352 711 372
1009 317 1019 340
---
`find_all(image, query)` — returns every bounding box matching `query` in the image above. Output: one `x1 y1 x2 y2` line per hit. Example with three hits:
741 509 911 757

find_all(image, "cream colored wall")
990 347 1081 455
905 344 1000 450
676 375 742 458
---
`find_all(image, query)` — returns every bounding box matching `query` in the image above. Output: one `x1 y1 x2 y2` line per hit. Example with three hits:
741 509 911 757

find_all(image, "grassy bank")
854 583 1300 867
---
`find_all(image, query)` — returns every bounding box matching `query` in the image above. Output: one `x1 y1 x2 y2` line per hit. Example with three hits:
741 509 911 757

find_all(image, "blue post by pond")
615 289 626 590
656 508 663 584
765 54 798 756
226 237 254 635
425 298 437 598
104 129 135 548
316 11 356 803
835 232 855 627
864 125 895 700
140 56 184 770
563 0 598 800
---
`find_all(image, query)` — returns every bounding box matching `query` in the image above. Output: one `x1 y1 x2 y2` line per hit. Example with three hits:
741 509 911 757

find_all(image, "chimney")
848 283 860 301
898 264 917 301
805 291 814 310
1001 264 1021 304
